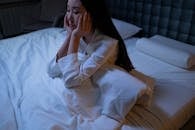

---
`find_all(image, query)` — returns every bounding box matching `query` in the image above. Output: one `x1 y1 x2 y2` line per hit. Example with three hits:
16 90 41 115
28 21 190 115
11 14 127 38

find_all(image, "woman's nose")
67 12 73 20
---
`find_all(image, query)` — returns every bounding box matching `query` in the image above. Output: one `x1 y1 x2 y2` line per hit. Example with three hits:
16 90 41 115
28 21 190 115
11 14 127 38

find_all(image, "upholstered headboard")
105 0 195 45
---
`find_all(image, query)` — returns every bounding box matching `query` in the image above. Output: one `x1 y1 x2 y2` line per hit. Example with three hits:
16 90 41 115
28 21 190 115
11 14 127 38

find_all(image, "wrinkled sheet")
0 28 66 130
0 28 147 130
1 28 194 130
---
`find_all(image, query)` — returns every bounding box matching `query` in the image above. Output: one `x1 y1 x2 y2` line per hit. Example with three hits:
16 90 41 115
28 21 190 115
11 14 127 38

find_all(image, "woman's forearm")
67 34 81 54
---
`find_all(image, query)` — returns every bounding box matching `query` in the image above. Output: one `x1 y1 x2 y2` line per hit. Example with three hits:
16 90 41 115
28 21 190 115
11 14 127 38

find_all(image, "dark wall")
0 0 40 38
0 0 66 38
0 0 39 4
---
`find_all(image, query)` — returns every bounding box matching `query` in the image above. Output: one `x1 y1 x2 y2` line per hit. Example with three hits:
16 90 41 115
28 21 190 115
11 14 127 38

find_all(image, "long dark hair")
80 0 134 72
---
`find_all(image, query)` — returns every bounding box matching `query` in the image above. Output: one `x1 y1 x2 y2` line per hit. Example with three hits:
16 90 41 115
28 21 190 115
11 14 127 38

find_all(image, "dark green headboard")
105 0 195 45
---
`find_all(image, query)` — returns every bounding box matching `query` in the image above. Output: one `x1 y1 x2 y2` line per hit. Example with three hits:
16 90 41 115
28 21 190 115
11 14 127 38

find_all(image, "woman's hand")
72 12 92 38
64 14 73 35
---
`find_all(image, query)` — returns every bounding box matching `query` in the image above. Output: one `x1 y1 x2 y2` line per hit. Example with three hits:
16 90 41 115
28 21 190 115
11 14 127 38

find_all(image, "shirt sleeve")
58 39 118 88
47 56 62 78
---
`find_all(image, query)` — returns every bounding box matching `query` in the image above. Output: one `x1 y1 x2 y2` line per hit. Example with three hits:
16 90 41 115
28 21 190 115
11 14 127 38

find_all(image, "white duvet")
0 28 150 130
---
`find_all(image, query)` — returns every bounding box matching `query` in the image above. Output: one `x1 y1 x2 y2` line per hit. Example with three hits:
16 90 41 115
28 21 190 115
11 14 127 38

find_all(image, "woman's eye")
73 11 80 15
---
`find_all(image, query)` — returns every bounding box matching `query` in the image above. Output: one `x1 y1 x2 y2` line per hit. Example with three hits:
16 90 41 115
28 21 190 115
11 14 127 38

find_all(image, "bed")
0 0 195 130
0 27 194 130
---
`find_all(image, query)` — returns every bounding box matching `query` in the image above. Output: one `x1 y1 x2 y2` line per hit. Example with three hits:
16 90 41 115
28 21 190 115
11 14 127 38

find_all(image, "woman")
48 0 142 128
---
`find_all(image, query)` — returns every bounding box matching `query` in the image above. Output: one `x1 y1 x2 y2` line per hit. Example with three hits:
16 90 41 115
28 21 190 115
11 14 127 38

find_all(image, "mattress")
123 38 195 130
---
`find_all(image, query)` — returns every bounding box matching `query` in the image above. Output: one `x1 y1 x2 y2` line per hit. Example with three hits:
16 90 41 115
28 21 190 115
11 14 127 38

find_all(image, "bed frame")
105 0 195 45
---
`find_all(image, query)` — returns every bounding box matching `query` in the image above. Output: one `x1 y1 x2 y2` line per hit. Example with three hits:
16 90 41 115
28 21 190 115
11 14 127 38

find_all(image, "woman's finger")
85 12 92 33
64 14 73 33
79 14 84 29
64 14 68 28
83 12 88 31
87 13 92 31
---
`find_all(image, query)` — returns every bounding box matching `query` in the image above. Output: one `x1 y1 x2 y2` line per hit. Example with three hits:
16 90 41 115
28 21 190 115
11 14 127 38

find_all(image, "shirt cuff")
58 53 78 73
47 56 62 78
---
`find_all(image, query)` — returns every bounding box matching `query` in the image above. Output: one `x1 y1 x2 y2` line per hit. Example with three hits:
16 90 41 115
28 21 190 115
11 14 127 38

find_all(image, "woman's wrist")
71 33 81 41
67 34 81 54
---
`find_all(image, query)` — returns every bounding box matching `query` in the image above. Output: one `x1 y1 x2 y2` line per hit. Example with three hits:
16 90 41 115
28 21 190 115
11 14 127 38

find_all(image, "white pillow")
129 69 155 107
136 36 195 69
93 66 154 108
111 18 142 40
150 35 195 54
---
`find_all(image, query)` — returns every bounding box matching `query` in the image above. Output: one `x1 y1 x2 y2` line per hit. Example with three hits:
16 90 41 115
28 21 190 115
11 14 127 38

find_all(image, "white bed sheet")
1 28 119 130
0 28 65 130
0 28 150 130
123 38 195 130
0 28 194 130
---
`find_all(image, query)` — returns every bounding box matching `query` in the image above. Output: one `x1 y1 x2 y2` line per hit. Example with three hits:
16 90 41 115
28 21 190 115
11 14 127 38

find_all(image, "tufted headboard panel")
105 0 195 45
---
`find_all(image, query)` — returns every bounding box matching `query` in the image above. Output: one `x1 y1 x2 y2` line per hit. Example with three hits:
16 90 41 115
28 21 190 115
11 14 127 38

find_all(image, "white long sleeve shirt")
47 30 118 88
47 30 146 122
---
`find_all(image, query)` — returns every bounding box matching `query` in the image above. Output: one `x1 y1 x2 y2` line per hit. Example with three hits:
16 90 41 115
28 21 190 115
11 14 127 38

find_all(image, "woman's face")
66 0 85 30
